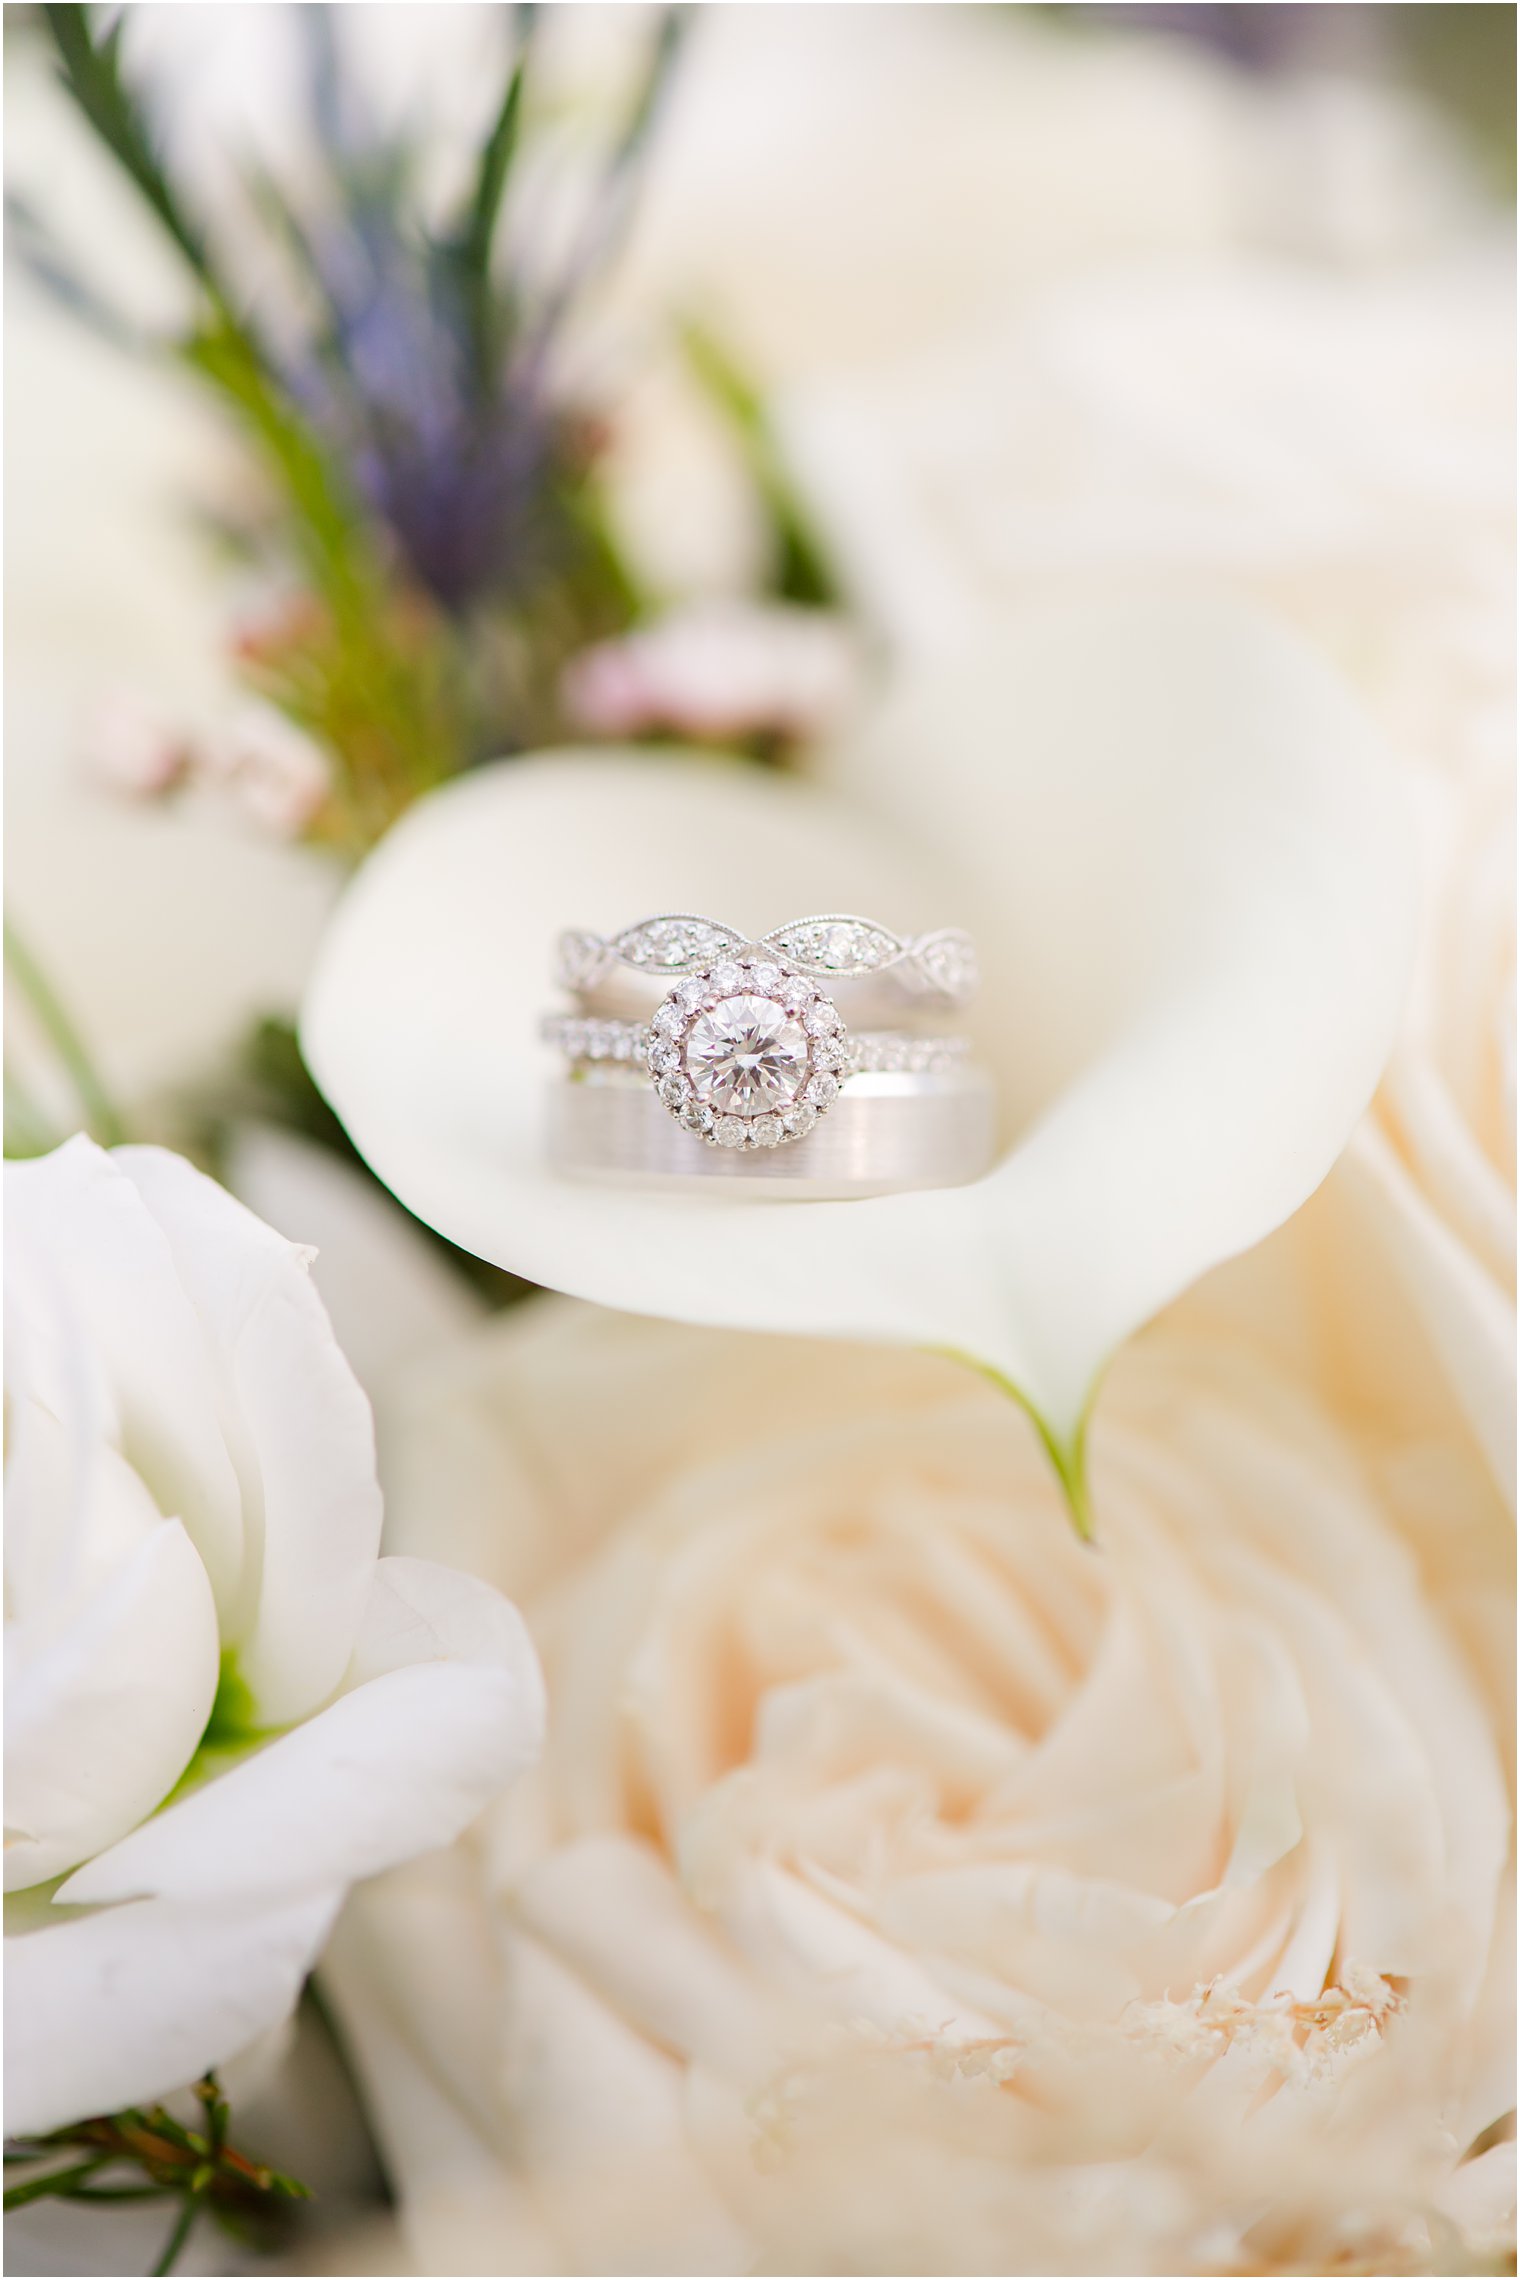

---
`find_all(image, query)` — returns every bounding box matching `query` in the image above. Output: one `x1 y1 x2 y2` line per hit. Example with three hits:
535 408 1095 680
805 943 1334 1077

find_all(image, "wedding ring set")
543 913 996 1196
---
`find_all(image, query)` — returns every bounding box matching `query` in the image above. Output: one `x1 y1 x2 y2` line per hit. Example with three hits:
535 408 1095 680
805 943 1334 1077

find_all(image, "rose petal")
57 1558 544 1906
1333 1124 1516 1507
4 1886 341 2138
109 1145 384 1724
225 1123 486 1403
4 1492 218 1890
302 601 1413 1497
4 1138 245 1610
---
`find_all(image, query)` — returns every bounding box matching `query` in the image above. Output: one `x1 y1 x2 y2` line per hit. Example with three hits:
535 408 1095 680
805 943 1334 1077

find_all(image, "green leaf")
679 318 839 608
43 6 221 302
453 13 533 279
4 922 127 1148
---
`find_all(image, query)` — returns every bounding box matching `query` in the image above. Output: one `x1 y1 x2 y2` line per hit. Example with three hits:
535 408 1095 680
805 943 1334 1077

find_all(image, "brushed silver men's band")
545 912 994 1191
548 1068 997 1196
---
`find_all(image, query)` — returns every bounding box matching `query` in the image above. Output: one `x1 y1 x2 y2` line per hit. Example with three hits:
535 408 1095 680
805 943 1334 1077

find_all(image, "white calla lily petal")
110 1146 384 1726
302 603 1413 1510
57 1558 544 1907
4 1888 340 2139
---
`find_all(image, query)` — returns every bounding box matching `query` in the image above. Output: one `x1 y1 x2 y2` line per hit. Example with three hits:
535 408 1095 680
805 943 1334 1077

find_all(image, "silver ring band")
542 1015 974 1077
549 1068 996 1196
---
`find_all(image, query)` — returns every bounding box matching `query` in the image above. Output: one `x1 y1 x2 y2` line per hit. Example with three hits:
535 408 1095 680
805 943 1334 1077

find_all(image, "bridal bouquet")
5 8 1513 2277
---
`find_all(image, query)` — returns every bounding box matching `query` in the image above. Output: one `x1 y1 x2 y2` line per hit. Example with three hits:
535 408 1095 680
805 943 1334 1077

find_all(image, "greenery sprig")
23 4 687 855
4 2074 310 2277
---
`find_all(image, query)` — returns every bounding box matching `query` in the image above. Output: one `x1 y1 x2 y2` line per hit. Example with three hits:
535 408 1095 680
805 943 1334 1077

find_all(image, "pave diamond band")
558 913 977 1004
543 1015 973 1076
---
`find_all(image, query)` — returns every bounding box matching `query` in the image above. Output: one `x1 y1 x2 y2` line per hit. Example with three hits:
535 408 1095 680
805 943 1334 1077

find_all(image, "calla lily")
302 601 1413 1524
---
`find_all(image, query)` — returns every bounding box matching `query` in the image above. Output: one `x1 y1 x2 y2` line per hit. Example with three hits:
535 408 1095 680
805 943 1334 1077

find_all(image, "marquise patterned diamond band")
545 913 996 1192
556 912 978 1003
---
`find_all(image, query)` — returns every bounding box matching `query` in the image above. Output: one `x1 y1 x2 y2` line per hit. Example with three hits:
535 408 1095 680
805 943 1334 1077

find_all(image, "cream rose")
1330 760 1515 1505
317 1294 1511 2277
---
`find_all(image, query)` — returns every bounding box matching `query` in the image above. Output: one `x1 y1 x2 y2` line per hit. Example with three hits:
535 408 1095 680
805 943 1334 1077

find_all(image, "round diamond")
805 1003 843 1037
781 1103 818 1138
804 1072 839 1107
657 1073 690 1109
750 962 782 993
677 976 707 1009
714 1117 747 1148
649 1041 681 1075
710 961 743 994
781 975 812 1009
751 1115 783 1148
685 994 810 1118
653 1000 684 1035
681 1100 716 1134
812 1036 847 1072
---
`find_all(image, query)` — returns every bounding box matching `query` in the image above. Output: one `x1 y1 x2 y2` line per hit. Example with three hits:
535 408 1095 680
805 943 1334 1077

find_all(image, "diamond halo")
644 948 847 1150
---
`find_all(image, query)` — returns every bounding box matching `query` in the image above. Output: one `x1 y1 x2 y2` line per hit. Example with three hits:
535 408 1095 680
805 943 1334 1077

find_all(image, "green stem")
4 2156 112 2210
4 923 126 1148
151 2192 202 2278
934 1348 1099 1544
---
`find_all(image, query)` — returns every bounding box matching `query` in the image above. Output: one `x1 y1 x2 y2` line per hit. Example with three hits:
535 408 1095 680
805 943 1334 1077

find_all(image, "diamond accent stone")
765 917 901 976
715 1117 747 1148
781 1103 818 1138
805 1003 843 1037
685 994 809 1117
710 960 743 995
657 1073 690 1109
556 930 609 990
613 917 742 972
804 1072 839 1106
751 1115 783 1148
812 1036 847 1072
915 930 979 1001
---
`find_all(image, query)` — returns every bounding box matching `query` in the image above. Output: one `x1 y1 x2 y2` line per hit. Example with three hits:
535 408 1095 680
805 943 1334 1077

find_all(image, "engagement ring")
546 913 995 1190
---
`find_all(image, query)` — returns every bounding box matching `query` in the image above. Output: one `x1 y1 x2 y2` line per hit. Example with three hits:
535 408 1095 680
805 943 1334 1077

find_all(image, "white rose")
3 1136 545 2138
778 259 1513 724
1331 760 1515 1502
302 599 1413 1506
316 1294 1510 2276
589 10 1487 591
